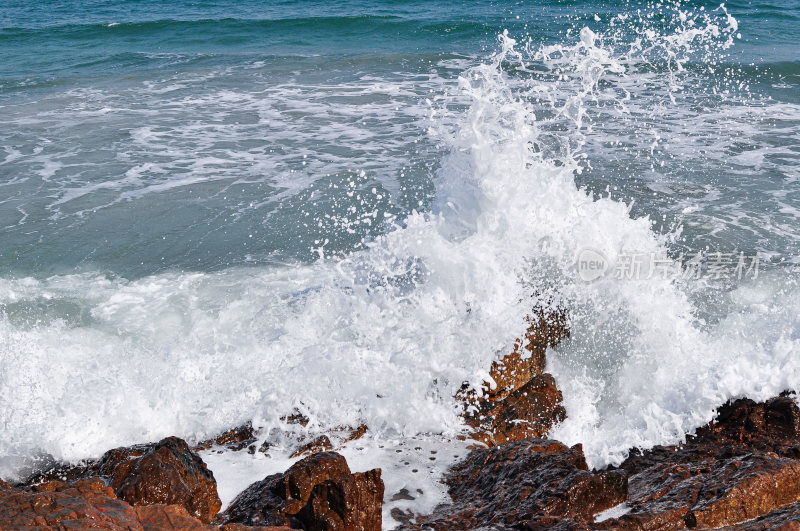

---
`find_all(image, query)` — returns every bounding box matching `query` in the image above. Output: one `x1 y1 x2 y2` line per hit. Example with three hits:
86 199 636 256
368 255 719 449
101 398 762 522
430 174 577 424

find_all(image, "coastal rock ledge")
398 392 800 530
1 442 382 531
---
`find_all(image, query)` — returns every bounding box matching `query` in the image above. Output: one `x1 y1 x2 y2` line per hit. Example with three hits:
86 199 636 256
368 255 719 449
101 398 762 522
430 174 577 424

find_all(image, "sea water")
1 0 799 525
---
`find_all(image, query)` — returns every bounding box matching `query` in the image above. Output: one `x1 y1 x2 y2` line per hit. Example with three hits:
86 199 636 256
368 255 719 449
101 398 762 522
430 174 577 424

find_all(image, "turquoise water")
1 0 799 494
2 0 798 277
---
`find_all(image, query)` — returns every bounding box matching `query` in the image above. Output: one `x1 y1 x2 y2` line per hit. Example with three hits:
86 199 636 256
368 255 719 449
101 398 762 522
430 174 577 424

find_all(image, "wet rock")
470 373 567 446
136 504 293 530
218 451 352 526
728 499 800 530
194 422 257 452
598 392 800 530
459 309 569 446
0 477 143 529
400 438 627 530
296 468 384 531
281 411 310 427
344 424 369 443
97 436 222 523
291 435 334 458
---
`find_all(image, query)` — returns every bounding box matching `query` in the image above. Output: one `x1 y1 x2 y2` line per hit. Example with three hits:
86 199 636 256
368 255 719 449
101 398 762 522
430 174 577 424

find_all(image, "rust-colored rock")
469 373 567 446
0 477 143 530
399 438 627 530
598 392 800 530
97 436 222 523
728 500 800 530
344 424 369 443
459 309 569 446
136 504 292 530
218 451 352 526
291 435 334 458
194 422 257 452
296 469 384 531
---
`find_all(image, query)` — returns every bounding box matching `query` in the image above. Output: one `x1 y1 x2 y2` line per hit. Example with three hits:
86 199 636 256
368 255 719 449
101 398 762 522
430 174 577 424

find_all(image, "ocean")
1 0 799 524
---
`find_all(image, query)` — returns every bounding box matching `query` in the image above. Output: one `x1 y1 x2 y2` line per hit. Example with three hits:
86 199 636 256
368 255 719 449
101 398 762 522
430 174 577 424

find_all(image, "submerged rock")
194 422 258 452
218 451 383 530
291 435 335 458
399 438 627 530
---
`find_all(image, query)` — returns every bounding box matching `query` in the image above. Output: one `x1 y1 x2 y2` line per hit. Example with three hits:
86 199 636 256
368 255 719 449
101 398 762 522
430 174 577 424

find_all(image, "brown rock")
218 451 351 526
136 504 213 530
97 436 222 523
400 438 627 530
459 309 569 447
291 435 334 458
599 392 800 530
344 424 369 443
471 373 567 446
728 499 800 530
0 477 144 530
296 468 384 531
194 422 257 452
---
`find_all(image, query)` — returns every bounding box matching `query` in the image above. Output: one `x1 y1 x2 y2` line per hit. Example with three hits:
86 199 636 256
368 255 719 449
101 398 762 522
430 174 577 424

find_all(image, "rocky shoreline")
3 315 800 530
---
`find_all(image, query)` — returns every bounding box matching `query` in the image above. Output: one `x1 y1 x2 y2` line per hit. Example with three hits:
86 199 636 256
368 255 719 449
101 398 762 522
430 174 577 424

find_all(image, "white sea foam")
1 4 799 529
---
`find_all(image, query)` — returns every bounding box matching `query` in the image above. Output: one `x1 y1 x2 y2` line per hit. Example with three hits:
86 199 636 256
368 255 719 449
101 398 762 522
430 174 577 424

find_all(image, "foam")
1 4 799 529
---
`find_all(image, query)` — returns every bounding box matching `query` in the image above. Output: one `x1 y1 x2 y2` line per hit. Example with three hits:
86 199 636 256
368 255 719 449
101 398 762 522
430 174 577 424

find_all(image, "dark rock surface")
597 393 800 530
217 451 383 530
297 468 384 531
97 436 222 523
399 438 627 530
291 435 335 458
460 310 570 446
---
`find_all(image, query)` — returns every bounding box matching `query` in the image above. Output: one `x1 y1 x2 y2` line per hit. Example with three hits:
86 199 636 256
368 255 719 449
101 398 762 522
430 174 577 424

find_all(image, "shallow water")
1 0 799 525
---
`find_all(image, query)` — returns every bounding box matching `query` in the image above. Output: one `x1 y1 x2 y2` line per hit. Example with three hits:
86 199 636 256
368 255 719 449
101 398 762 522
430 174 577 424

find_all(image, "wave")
1 0 798 482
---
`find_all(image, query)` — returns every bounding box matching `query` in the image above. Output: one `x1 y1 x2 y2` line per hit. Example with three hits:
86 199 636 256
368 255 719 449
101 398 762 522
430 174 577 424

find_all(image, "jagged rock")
599 392 800 530
194 422 257 452
96 436 222 523
291 435 334 458
136 504 292 530
218 451 352 526
459 310 569 446
344 424 369 443
469 373 567 446
728 499 800 530
399 438 627 530
296 469 384 531
0 478 142 529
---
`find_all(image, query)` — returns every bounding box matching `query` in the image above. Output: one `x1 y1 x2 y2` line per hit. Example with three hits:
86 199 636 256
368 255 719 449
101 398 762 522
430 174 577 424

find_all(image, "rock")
291 435 334 458
218 451 352 526
344 424 369 443
136 504 293 530
97 436 222 523
296 469 384 531
470 373 567 446
194 422 257 452
218 451 384 531
598 392 800 530
459 309 569 446
728 500 800 530
400 438 627 530
0 477 143 530
281 411 310 427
